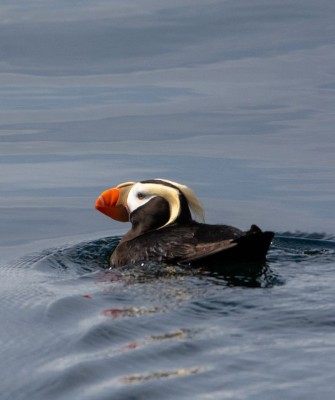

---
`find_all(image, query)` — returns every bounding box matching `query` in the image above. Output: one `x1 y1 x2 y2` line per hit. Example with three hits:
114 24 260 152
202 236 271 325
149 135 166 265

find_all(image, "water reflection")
30 234 278 286
4 233 335 400
120 366 200 384
28 233 335 291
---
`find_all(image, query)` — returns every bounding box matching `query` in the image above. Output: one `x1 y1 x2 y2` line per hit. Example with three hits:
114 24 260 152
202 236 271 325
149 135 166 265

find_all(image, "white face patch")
127 182 157 214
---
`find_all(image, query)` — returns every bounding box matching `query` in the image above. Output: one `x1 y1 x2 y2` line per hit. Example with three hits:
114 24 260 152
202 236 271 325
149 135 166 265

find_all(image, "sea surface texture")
1 1 335 399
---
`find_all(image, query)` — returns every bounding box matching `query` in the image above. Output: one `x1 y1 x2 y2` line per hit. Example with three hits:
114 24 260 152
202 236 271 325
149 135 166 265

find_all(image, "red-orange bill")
95 182 135 222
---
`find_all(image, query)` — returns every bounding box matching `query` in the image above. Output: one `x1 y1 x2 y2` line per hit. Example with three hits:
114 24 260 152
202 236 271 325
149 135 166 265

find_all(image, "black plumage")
103 181 274 268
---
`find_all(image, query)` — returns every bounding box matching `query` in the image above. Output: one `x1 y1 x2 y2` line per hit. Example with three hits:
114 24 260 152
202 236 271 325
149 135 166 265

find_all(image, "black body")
110 192 274 268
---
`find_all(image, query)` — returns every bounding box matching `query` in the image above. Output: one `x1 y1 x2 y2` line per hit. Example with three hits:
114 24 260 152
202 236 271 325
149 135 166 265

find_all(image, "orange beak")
95 182 134 222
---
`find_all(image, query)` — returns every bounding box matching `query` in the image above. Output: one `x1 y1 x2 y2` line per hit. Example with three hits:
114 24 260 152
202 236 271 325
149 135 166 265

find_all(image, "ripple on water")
3 233 335 400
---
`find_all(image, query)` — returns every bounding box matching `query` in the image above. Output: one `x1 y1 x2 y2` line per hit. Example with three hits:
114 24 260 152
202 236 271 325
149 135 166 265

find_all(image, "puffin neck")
129 196 171 233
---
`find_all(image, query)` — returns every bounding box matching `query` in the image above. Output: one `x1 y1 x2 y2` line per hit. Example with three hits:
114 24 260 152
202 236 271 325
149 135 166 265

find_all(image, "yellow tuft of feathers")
157 179 205 224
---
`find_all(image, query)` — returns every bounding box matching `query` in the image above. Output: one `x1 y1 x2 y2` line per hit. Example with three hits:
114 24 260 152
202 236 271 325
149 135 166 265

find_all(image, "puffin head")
95 179 205 230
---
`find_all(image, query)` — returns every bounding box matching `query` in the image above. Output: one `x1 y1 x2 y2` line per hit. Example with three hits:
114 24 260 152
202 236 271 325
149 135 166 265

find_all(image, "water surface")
1 1 335 399
2 235 335 400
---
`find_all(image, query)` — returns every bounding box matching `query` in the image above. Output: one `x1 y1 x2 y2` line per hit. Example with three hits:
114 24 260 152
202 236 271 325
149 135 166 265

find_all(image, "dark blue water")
2 235 335 399
1 1 335 399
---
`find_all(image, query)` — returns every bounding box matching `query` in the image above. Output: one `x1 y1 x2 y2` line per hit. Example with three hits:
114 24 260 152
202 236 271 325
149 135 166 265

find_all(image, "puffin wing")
124 227 237 264
154 225 274 265
111 224 273 267
175 240 237 263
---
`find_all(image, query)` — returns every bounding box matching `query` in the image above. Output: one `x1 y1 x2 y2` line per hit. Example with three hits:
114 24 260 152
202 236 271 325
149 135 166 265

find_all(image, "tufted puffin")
95 179 274 268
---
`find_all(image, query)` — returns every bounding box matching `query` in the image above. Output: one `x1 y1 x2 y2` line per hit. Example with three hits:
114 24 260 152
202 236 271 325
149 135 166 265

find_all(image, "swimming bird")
95 179 274 268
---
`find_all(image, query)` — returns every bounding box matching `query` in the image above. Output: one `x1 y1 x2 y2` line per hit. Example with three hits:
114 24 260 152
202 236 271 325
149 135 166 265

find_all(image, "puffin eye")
137 192 145 200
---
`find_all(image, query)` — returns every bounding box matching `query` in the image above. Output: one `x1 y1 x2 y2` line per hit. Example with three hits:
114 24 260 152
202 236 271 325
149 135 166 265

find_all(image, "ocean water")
1 1 335 399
